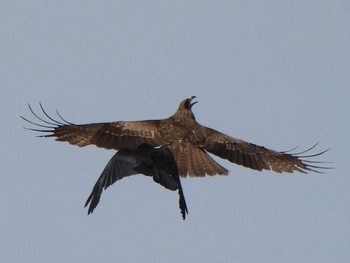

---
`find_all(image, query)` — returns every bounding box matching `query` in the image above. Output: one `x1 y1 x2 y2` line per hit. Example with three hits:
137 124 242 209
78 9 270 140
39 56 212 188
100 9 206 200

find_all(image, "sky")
1 1 349 262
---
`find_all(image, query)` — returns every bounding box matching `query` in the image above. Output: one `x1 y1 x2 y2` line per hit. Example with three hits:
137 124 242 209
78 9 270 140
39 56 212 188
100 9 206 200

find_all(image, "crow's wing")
84 149 146 214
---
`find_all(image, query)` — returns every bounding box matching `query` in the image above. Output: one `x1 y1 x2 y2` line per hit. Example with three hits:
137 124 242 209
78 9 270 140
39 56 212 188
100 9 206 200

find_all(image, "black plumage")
84 143 188 219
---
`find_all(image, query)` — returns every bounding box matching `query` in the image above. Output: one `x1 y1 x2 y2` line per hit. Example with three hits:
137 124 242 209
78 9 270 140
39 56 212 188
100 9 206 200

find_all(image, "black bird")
84 143 188 219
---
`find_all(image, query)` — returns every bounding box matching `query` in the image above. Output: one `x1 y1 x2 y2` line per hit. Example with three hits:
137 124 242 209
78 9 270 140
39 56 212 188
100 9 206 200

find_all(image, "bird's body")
22 96 329 219
85 143 188 219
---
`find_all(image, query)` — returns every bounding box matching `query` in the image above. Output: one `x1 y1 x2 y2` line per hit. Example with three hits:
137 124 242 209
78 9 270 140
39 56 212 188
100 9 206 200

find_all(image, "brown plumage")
22 96 329 177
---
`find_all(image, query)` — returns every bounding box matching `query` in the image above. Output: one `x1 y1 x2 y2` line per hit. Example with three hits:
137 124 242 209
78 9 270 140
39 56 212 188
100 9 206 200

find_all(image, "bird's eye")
185 99 191 109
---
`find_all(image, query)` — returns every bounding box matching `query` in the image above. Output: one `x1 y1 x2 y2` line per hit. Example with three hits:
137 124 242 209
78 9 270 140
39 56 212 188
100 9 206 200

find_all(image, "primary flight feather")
22 96 329 218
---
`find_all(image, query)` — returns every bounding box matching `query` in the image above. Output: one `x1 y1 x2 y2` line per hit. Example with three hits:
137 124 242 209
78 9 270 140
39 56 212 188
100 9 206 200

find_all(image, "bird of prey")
85 143 188 219
22 96 328 218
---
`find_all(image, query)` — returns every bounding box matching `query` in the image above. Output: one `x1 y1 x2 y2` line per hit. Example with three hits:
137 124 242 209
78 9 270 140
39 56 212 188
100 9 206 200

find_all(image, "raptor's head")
179 96 197 110
174 96 197 120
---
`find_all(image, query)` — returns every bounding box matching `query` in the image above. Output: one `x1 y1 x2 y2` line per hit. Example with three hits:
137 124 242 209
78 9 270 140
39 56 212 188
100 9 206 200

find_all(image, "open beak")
189 96 198 108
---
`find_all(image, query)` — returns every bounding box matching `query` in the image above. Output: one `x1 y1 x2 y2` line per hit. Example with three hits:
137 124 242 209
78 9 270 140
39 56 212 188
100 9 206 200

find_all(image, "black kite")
22 96 329 218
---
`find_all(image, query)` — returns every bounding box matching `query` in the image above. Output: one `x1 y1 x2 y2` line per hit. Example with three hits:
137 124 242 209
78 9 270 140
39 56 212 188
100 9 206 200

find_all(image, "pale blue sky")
1 1 349 262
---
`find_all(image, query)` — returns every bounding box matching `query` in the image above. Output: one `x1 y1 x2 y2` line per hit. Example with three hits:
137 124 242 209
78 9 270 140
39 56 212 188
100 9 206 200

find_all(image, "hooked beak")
189 96 198 108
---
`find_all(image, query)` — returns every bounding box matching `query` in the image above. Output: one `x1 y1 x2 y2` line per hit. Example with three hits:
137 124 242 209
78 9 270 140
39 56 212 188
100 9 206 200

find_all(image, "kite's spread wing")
202 126 330 174
21 103 163 150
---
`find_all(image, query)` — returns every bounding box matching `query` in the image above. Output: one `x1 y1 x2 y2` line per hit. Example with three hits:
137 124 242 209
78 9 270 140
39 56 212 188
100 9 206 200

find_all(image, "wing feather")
202 126 329 173
22 105 163 150
84 149 143 214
